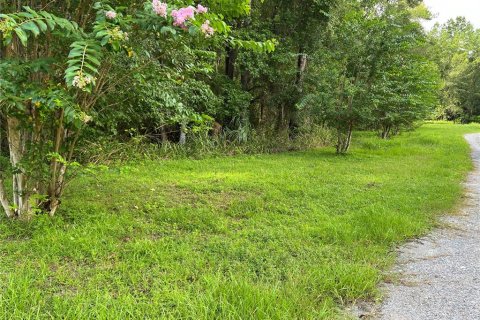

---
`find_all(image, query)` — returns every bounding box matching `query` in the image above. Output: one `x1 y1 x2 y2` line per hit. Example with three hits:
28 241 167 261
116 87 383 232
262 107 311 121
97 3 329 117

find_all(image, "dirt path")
374 134 480 319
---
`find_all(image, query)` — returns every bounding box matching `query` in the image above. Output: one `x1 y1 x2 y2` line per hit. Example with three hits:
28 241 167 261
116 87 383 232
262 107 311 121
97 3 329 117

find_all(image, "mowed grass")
1 122 479 319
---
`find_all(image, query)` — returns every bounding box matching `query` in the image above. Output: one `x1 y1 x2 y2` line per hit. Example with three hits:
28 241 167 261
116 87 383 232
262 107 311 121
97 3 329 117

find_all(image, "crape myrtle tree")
0 0 274 219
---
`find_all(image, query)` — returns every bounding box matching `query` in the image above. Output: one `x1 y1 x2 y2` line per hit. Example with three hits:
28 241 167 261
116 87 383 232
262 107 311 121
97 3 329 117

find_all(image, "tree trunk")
345 124 353 151
179 123 187 145
7 117 30 216
287 47 308 138
1 27 28 218
381 125 391 139
241 69 250 90
336 129 346 154
0 176 13 218
276 104 286 133
295 48 307 92
336 123 353 154
47 109 64 216
47 164 65 217
225 45 237 80
45 128 82 217
0 33 5 60
160 126 168 143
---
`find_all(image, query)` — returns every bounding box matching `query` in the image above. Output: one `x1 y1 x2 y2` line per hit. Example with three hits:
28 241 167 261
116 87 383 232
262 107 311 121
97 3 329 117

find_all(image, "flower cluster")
150 2 213 37
105 10 117 20
152 0 167 18
196 4 208 14
72 71 95 89
108 26 129 41
0 20 13 34
79 112 93 124
201 20 214 37
171 6 195 28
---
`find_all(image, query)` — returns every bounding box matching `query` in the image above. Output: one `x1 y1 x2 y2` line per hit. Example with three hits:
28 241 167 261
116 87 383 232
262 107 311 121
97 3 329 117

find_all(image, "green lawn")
1 123 479 319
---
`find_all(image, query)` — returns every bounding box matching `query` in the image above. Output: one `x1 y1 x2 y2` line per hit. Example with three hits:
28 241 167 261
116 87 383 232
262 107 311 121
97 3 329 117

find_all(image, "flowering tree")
0 1 274 218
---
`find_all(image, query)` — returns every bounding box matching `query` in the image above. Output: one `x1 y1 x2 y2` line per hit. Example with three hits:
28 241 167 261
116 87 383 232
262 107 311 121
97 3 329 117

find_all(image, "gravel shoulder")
372 133 480 320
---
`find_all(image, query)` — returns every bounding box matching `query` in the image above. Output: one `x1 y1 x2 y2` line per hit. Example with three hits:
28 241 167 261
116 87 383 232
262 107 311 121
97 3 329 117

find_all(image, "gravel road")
375 133 480 320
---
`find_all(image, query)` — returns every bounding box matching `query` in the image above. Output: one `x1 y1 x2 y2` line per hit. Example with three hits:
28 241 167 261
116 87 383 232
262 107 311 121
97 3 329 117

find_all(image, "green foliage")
230 38 277 53
205 0 252 19
0 6 78 46
1 1 479 316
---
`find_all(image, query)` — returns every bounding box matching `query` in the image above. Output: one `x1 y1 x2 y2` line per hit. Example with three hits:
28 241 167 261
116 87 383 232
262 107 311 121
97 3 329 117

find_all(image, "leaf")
188 26 197 36
85 55 101 66
95 30 110 38
22 21 40 37
36 19 48 32
161 26 177 35
111 41 120 51
100 36 110 46
14 27 28 46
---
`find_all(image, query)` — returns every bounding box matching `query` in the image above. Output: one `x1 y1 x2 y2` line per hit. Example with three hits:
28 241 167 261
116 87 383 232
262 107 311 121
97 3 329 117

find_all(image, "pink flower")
171 6 195 28
152 0 167 18
105 11 117 20
201 20 214 37
196 4 208 14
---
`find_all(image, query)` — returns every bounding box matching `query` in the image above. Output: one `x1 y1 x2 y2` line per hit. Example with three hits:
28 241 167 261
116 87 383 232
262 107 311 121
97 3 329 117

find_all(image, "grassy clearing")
1 122 479 319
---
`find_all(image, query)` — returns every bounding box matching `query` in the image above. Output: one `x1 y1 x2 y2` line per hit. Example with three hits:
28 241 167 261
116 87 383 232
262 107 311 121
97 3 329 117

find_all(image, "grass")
0 122 479 319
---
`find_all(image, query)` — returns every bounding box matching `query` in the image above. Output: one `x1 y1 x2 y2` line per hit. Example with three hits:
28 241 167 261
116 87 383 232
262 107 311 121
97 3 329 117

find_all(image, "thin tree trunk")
160 126 168 143
336 129 344 154
285 47 308 138
2 25 28 217
345 123 353 151
295 48 307 92
179 123 187 145
225 45 237 80
0 176 13 218
240 70 248 90
7 117 30 216
276 104 286 133
47 109 64 215
381 125 391 139
336 123 353 154
47 128 82 216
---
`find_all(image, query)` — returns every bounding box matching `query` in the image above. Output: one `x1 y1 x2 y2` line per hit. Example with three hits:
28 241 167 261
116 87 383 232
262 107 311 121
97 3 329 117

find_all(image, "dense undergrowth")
0 122 479 319
77 125 336 164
